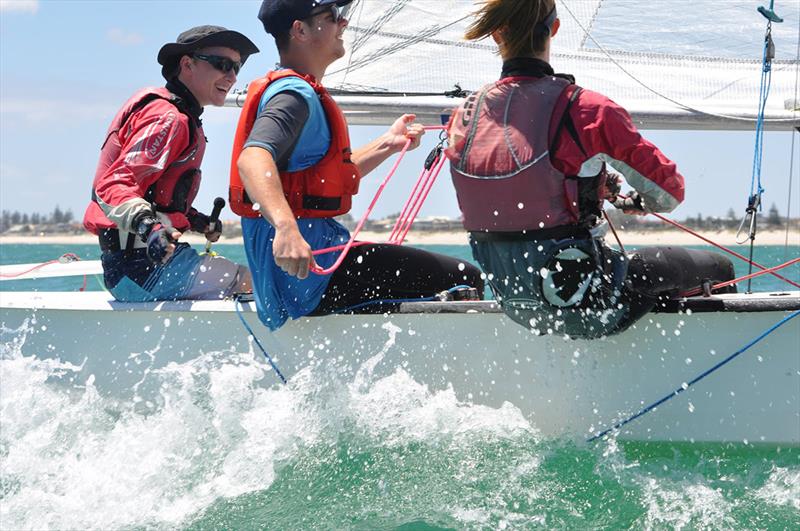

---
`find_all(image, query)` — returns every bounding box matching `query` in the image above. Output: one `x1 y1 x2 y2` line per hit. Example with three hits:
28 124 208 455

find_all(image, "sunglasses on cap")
305 3 351 23
192 53 242 75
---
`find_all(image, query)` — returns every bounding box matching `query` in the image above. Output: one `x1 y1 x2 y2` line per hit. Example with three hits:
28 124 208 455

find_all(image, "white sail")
314 0 800 129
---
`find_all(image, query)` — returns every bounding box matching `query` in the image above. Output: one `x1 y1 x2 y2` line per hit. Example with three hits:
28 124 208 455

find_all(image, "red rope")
0 253 81 278
648 211 800 289
602 211 626 254
0 253 88 291
680 256 800 297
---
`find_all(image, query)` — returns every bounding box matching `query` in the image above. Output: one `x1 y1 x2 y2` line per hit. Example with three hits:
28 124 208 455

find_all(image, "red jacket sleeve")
551 88 685 212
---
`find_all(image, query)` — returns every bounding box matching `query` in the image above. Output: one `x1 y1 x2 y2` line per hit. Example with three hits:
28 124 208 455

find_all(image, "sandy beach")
1 228 798 247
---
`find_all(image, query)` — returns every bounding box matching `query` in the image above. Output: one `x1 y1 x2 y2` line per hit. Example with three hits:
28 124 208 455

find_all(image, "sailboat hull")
1 291 798 445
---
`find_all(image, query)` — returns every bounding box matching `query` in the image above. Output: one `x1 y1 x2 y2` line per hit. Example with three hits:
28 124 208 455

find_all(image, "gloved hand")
188 210 223 242
136 216 178 264
602 171 623 201
612 192 648 215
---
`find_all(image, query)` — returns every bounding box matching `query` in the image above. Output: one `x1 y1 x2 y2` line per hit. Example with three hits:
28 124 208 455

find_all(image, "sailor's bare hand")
387 114 425 152
273 226 317 279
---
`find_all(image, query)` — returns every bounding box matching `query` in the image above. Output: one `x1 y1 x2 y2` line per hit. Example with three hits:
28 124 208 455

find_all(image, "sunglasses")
192 53 242 75
305 3 351 24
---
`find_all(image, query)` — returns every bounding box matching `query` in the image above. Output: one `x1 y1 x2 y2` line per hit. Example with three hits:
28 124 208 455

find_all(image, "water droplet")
252 202 261 211
517 202 524 209
458 262 465 271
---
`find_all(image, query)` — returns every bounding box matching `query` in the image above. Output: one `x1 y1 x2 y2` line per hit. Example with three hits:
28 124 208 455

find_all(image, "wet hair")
464 0 556 57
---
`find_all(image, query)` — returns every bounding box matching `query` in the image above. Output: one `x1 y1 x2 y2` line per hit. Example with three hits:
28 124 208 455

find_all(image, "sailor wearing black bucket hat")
83 26 259 303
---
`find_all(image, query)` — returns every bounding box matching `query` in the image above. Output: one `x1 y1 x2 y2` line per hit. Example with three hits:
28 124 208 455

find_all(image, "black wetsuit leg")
310 243 485 315
627 246 736 297
614 246 736 334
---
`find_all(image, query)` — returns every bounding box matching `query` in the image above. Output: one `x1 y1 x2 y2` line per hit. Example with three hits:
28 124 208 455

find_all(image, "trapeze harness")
229 69 361 218
88 87 205 251
447 75 621 309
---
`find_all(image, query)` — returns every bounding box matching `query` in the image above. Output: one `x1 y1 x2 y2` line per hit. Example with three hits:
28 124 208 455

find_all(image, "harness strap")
469 224 592 242
98 228 137 254
549 86 586 157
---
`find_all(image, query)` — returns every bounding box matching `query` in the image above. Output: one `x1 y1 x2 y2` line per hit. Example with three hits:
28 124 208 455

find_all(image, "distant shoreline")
1 228 798 247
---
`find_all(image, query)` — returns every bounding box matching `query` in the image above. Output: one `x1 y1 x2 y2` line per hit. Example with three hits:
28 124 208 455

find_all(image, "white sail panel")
320 0 800 129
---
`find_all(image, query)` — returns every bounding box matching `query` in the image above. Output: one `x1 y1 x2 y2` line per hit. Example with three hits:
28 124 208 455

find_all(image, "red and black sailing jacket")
83 87 205 234
229 69 361 219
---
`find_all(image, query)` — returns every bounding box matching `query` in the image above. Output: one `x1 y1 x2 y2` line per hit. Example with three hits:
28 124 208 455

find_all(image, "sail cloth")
310 0 800 130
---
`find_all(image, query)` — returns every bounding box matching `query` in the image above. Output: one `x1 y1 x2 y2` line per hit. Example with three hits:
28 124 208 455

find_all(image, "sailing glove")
612 192 647 214
188 210 223 241
602 171 623 201
135 215 175 264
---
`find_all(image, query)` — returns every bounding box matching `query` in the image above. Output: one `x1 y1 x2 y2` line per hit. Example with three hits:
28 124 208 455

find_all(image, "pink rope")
388 164 431 243
395 152 448 244
309 125 447 275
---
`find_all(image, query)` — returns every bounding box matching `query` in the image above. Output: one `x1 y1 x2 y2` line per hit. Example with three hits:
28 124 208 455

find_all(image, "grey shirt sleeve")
243 90 310 170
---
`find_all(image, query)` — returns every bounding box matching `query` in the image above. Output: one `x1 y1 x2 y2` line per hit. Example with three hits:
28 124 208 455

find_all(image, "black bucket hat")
157 25 260 80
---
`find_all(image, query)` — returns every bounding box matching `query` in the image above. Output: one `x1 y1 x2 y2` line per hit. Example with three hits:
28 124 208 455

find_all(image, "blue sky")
1 0 797 224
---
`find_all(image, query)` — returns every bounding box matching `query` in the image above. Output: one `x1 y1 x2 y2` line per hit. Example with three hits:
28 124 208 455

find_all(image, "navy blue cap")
258 0 353 35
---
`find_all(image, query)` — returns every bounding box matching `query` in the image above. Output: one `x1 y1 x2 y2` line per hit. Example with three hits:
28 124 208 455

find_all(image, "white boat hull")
1 291 798 445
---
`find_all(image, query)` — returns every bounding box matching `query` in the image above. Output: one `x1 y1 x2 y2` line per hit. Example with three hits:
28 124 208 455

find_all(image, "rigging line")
559 0 792 124
785 2 800 256
233 296 287 384
0 253 82 279
351 2 406 56
308 137 413 275
638 203 800 289
680 256 800 297
328 14 474 78
576 0 605 50
588 309 800 443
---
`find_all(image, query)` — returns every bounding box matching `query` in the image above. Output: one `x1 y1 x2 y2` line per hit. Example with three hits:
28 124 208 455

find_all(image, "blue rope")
231 285 472 382
750 3 782 201
333 285 473 314
750 29 772 200
588 309 800 442
233 297 287 384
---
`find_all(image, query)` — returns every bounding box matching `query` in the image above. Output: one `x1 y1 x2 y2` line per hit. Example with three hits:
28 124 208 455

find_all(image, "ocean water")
1 243 799 530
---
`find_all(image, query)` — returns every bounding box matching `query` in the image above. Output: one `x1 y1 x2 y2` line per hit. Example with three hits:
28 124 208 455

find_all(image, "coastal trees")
0 206 77 232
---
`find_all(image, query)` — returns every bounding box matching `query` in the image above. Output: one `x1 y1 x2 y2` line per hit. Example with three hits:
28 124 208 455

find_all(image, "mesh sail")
323 0 800 129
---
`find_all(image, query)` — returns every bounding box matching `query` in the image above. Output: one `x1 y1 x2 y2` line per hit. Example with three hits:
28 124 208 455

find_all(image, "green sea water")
1 243 798 529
